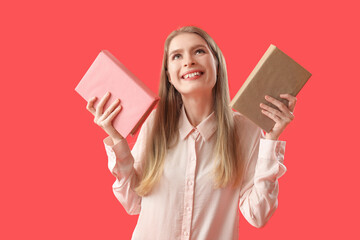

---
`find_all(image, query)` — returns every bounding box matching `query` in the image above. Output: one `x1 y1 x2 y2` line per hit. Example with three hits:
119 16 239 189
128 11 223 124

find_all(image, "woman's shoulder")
148 108 157 121
142 108 157 129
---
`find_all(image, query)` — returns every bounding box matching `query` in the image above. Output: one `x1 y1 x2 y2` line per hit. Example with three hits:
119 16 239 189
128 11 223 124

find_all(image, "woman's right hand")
86 92 124 145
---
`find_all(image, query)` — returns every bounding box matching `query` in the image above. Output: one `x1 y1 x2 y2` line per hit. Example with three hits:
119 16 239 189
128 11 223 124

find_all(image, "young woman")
86 26 297 240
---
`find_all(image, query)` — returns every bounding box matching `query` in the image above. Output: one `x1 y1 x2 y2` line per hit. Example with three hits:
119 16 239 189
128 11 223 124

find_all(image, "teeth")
183 72 201 79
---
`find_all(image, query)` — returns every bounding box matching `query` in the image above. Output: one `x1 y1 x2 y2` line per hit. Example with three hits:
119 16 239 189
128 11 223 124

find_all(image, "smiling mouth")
181 71 204 79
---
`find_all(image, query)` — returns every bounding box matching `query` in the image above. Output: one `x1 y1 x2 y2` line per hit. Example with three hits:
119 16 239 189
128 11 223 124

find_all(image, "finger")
265 95 292 115
101 105 122 128
288 111 295 120
261 108 293 126
260 103 285 119
95 92 111 118
280 93 297 112
261 109 281 123
106 105 122 122
86 96 97 115
98 99 121 121
279 93 297 101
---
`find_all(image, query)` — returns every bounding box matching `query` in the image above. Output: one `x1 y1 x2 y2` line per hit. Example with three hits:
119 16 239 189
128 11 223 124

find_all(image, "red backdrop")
1 0 359 239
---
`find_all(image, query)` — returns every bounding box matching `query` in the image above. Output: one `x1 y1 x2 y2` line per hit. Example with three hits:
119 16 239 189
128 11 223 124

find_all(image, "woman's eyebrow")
169 44 207 56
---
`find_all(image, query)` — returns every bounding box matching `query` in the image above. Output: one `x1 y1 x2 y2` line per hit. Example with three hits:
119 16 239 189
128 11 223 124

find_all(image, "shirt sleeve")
103 110 155 215
238 118 287 228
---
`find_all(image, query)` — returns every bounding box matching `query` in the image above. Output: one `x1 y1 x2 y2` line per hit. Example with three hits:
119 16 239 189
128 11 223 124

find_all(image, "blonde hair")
135 26 243 196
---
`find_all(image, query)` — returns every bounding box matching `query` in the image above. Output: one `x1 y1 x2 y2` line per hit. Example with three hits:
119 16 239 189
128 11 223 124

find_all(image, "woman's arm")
103 109 154 215
237 117 287 228
86 92 152 215
238 93 296 227
104 136 142 215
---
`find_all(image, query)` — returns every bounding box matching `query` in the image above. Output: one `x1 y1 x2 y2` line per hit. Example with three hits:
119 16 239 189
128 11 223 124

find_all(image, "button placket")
181 129 198 240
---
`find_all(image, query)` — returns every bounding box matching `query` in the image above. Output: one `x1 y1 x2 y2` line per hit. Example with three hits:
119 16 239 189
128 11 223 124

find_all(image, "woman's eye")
195 49 205 54
173 54 181 60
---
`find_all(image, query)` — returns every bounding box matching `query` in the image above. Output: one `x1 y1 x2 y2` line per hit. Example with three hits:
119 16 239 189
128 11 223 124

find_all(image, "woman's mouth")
181 71 204 80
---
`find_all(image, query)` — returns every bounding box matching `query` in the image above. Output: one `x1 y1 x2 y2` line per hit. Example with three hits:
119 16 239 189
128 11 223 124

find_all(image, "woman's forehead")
168 33 208 53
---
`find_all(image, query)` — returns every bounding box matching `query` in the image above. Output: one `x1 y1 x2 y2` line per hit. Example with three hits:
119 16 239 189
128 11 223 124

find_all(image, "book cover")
230 44 312 133
75 50 159 138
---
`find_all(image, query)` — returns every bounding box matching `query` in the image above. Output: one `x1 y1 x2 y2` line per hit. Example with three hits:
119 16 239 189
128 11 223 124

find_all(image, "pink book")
75 50 159 138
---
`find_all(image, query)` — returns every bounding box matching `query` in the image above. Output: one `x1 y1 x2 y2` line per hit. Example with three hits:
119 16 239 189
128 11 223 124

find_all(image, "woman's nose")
183 54 196 67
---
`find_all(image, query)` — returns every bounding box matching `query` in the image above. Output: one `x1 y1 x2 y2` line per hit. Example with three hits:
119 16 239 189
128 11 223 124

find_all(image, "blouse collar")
178 105 217 141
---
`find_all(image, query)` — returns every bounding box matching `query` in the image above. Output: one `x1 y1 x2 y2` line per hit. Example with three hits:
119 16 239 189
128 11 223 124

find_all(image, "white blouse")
103 106 286 240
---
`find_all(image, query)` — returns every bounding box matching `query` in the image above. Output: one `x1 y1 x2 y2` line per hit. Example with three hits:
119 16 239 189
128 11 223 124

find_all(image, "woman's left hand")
259 93 297 140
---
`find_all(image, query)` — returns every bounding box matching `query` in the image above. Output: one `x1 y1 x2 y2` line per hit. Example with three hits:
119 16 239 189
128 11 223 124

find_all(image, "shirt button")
187 180 193 186
187 207 191 212
184 231 189 236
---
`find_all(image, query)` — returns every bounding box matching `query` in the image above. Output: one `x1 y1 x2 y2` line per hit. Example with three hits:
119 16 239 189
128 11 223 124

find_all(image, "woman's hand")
86 92 124 144
259 93 297 140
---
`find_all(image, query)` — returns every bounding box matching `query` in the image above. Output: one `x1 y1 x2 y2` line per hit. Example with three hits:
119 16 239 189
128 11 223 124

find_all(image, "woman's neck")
182 91 214 127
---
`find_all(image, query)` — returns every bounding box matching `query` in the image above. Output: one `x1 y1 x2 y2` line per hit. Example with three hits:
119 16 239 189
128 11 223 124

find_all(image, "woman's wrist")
264 132 279 141
111 133 124 145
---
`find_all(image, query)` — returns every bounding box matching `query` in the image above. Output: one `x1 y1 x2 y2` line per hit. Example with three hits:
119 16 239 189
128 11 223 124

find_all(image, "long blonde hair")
135 26 243 196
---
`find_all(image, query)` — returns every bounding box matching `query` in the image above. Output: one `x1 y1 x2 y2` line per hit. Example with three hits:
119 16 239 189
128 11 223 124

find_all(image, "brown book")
230 44 312 133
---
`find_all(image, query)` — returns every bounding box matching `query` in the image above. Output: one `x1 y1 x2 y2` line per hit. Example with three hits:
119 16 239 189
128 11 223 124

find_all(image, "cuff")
258 138 286 163
103 136 133 177
257 138 287 178
103 136 132 160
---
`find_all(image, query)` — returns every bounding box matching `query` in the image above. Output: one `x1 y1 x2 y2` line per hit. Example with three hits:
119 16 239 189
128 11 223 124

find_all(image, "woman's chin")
178 86 213 98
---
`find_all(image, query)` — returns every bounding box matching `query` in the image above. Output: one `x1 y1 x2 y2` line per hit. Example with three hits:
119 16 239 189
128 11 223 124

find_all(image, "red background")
1 0 359 239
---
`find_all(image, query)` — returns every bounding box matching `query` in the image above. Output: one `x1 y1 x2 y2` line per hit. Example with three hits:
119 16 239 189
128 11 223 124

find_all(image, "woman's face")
166 33 218 97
